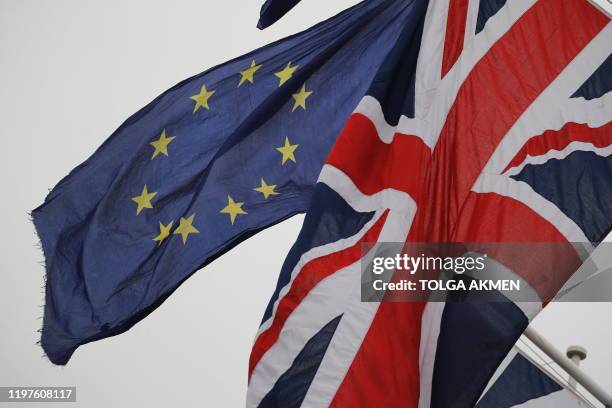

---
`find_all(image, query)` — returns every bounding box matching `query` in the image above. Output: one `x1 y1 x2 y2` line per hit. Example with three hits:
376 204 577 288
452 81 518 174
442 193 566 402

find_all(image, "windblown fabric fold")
258 0 304 29
32 0 415 365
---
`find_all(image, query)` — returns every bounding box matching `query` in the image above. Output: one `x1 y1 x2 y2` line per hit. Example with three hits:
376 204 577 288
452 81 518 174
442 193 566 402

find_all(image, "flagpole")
523 326 612 407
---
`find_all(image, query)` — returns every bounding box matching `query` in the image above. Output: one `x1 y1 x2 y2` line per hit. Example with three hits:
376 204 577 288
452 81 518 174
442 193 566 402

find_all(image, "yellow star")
131 185 157 215
238 60 262 87
150 129 176 159
173 213 200 244
274 61 298 86
190 84 215 112
276 136 299 165
153 220 174 246
254 178 279 199
291 83 313 111
220 195 247 225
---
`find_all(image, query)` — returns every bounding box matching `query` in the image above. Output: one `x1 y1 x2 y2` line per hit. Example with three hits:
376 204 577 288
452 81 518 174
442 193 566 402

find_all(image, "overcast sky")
1 1 610 407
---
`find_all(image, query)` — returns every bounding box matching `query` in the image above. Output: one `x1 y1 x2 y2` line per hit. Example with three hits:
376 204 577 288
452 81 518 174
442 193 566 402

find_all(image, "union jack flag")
247 0 611 406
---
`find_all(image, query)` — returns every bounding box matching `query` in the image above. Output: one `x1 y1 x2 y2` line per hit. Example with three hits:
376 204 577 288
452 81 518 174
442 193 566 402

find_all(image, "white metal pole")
523 326 612 407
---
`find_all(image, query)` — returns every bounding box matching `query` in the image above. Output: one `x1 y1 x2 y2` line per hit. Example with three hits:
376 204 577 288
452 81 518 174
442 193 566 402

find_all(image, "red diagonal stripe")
248 210 389 379
502 121 612 173
441 0 469 77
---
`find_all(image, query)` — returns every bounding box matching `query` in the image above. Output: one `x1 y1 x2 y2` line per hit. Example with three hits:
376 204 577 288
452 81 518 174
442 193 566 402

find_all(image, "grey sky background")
0 1 610 407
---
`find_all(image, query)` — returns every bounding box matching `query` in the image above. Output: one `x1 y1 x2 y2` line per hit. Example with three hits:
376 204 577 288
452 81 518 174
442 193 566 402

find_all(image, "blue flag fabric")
477 352 584 407
33 0 415 365
258 0 303 29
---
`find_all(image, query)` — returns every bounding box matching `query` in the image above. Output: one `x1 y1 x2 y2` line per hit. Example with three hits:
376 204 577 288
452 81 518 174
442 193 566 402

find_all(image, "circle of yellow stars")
130 59 313 246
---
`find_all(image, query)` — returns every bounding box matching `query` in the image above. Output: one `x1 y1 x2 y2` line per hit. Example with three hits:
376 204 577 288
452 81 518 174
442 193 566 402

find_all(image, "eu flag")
33 0 416 365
